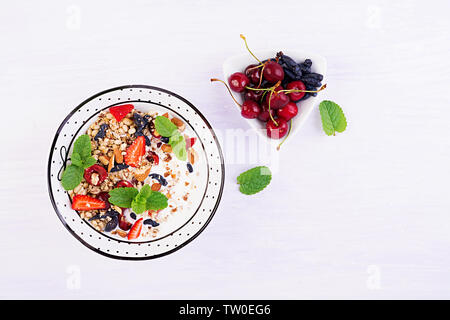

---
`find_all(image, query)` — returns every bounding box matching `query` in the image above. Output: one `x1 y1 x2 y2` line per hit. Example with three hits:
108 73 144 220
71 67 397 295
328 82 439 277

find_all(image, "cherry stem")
257 62 267 88
277 119 292 151
267 90 277 125
240 34 261 64
246 63 265 72
278 84 327 94
210 78 242 108
245 86 273 92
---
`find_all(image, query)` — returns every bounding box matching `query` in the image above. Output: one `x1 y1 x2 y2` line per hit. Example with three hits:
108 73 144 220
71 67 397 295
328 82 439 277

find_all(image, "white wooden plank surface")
0 0 449 299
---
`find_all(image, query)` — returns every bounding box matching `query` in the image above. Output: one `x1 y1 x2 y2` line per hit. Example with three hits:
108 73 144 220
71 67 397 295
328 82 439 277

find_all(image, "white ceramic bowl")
223 50 327 148
48 85 225 260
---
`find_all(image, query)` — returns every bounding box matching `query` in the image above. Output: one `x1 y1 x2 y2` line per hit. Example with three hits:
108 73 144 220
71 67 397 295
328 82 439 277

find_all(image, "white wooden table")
1 0 449 299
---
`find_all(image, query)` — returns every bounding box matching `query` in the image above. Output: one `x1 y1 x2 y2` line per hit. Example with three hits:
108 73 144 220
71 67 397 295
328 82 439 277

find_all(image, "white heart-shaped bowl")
223 50 327 148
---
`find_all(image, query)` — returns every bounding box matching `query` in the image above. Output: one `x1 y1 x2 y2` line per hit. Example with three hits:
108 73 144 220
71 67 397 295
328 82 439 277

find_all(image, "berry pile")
212 35 326 149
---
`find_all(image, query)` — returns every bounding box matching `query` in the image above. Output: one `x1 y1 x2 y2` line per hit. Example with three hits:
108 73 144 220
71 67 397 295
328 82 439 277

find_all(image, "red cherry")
244 64 262 85
243 87 263 102
286 81 306 101
263 61 285 83
228 72 250 93
241 100 261 119
115 180 134 188
277 102 298 121
97 192 111 210
266 118 289 139
84 164 107 186
119 214 132 231
257 100 276 122
265 90 289 109
146 151 159 165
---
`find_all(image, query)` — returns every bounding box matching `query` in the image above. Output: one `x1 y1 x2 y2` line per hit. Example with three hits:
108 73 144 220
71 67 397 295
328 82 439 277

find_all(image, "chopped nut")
123 118 133 126
188 147 198 165
151 183 161 191
108 154 115 172
134 167 151 182
113 146 123 164
89 186 101 195
161 144 172 153
171 117 185 131
91 173 100 185
73 184 82 194
116 230 127 238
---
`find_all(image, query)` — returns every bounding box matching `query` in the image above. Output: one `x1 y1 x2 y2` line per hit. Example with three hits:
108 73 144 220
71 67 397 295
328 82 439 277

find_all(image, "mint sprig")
319 100 347 136
61 134 97 191
154 116 187 161
237 166 272 195
109 185 168 214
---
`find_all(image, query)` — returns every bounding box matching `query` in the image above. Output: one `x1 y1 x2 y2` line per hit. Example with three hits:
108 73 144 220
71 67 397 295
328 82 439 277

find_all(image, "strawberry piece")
72 195 106 211
124 136 146 167
128 218 143 240
109 104 134 122
185 136 197 150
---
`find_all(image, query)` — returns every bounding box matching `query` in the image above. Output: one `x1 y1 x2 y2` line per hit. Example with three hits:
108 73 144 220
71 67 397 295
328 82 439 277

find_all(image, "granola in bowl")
62 104 200 241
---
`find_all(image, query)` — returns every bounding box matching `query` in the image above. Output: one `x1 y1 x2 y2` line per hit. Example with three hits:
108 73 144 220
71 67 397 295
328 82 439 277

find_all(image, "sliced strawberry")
128 218 143 240
124 136 146 167
185 136 197 149
72 195 106 211
109 104 134 122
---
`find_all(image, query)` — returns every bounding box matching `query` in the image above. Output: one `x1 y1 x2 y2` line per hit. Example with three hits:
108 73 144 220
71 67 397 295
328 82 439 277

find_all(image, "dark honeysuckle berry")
305 72 323 81
104 216 118 232
143 218 160 227
300 74 320 85
278 53 297 68
299 92 311 101
94 124 109 141
88 214 103 221
284 68 297 81
130 212 137 220
110 163 129 172
303 59 312 67
103 209 119 218
133 113 149 131
160 136 169 143
149 173 168 186
299 59 312 74
305 85 318 97
187 163 193 173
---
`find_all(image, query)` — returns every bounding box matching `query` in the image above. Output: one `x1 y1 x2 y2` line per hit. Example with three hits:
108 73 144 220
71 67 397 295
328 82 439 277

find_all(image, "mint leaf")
73 134 92 160
82 156 97 169
170 132 187 161
132 185 152 214
237 166 272 195
319 100 347 136
109 187 139 208
154 116 177 137
61 164 84 191
145 191 168 211
71 153 83 167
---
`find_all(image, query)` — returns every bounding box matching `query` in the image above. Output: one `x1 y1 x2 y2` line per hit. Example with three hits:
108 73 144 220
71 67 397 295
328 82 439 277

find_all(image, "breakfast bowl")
222 50 327 148
47 85 225 260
